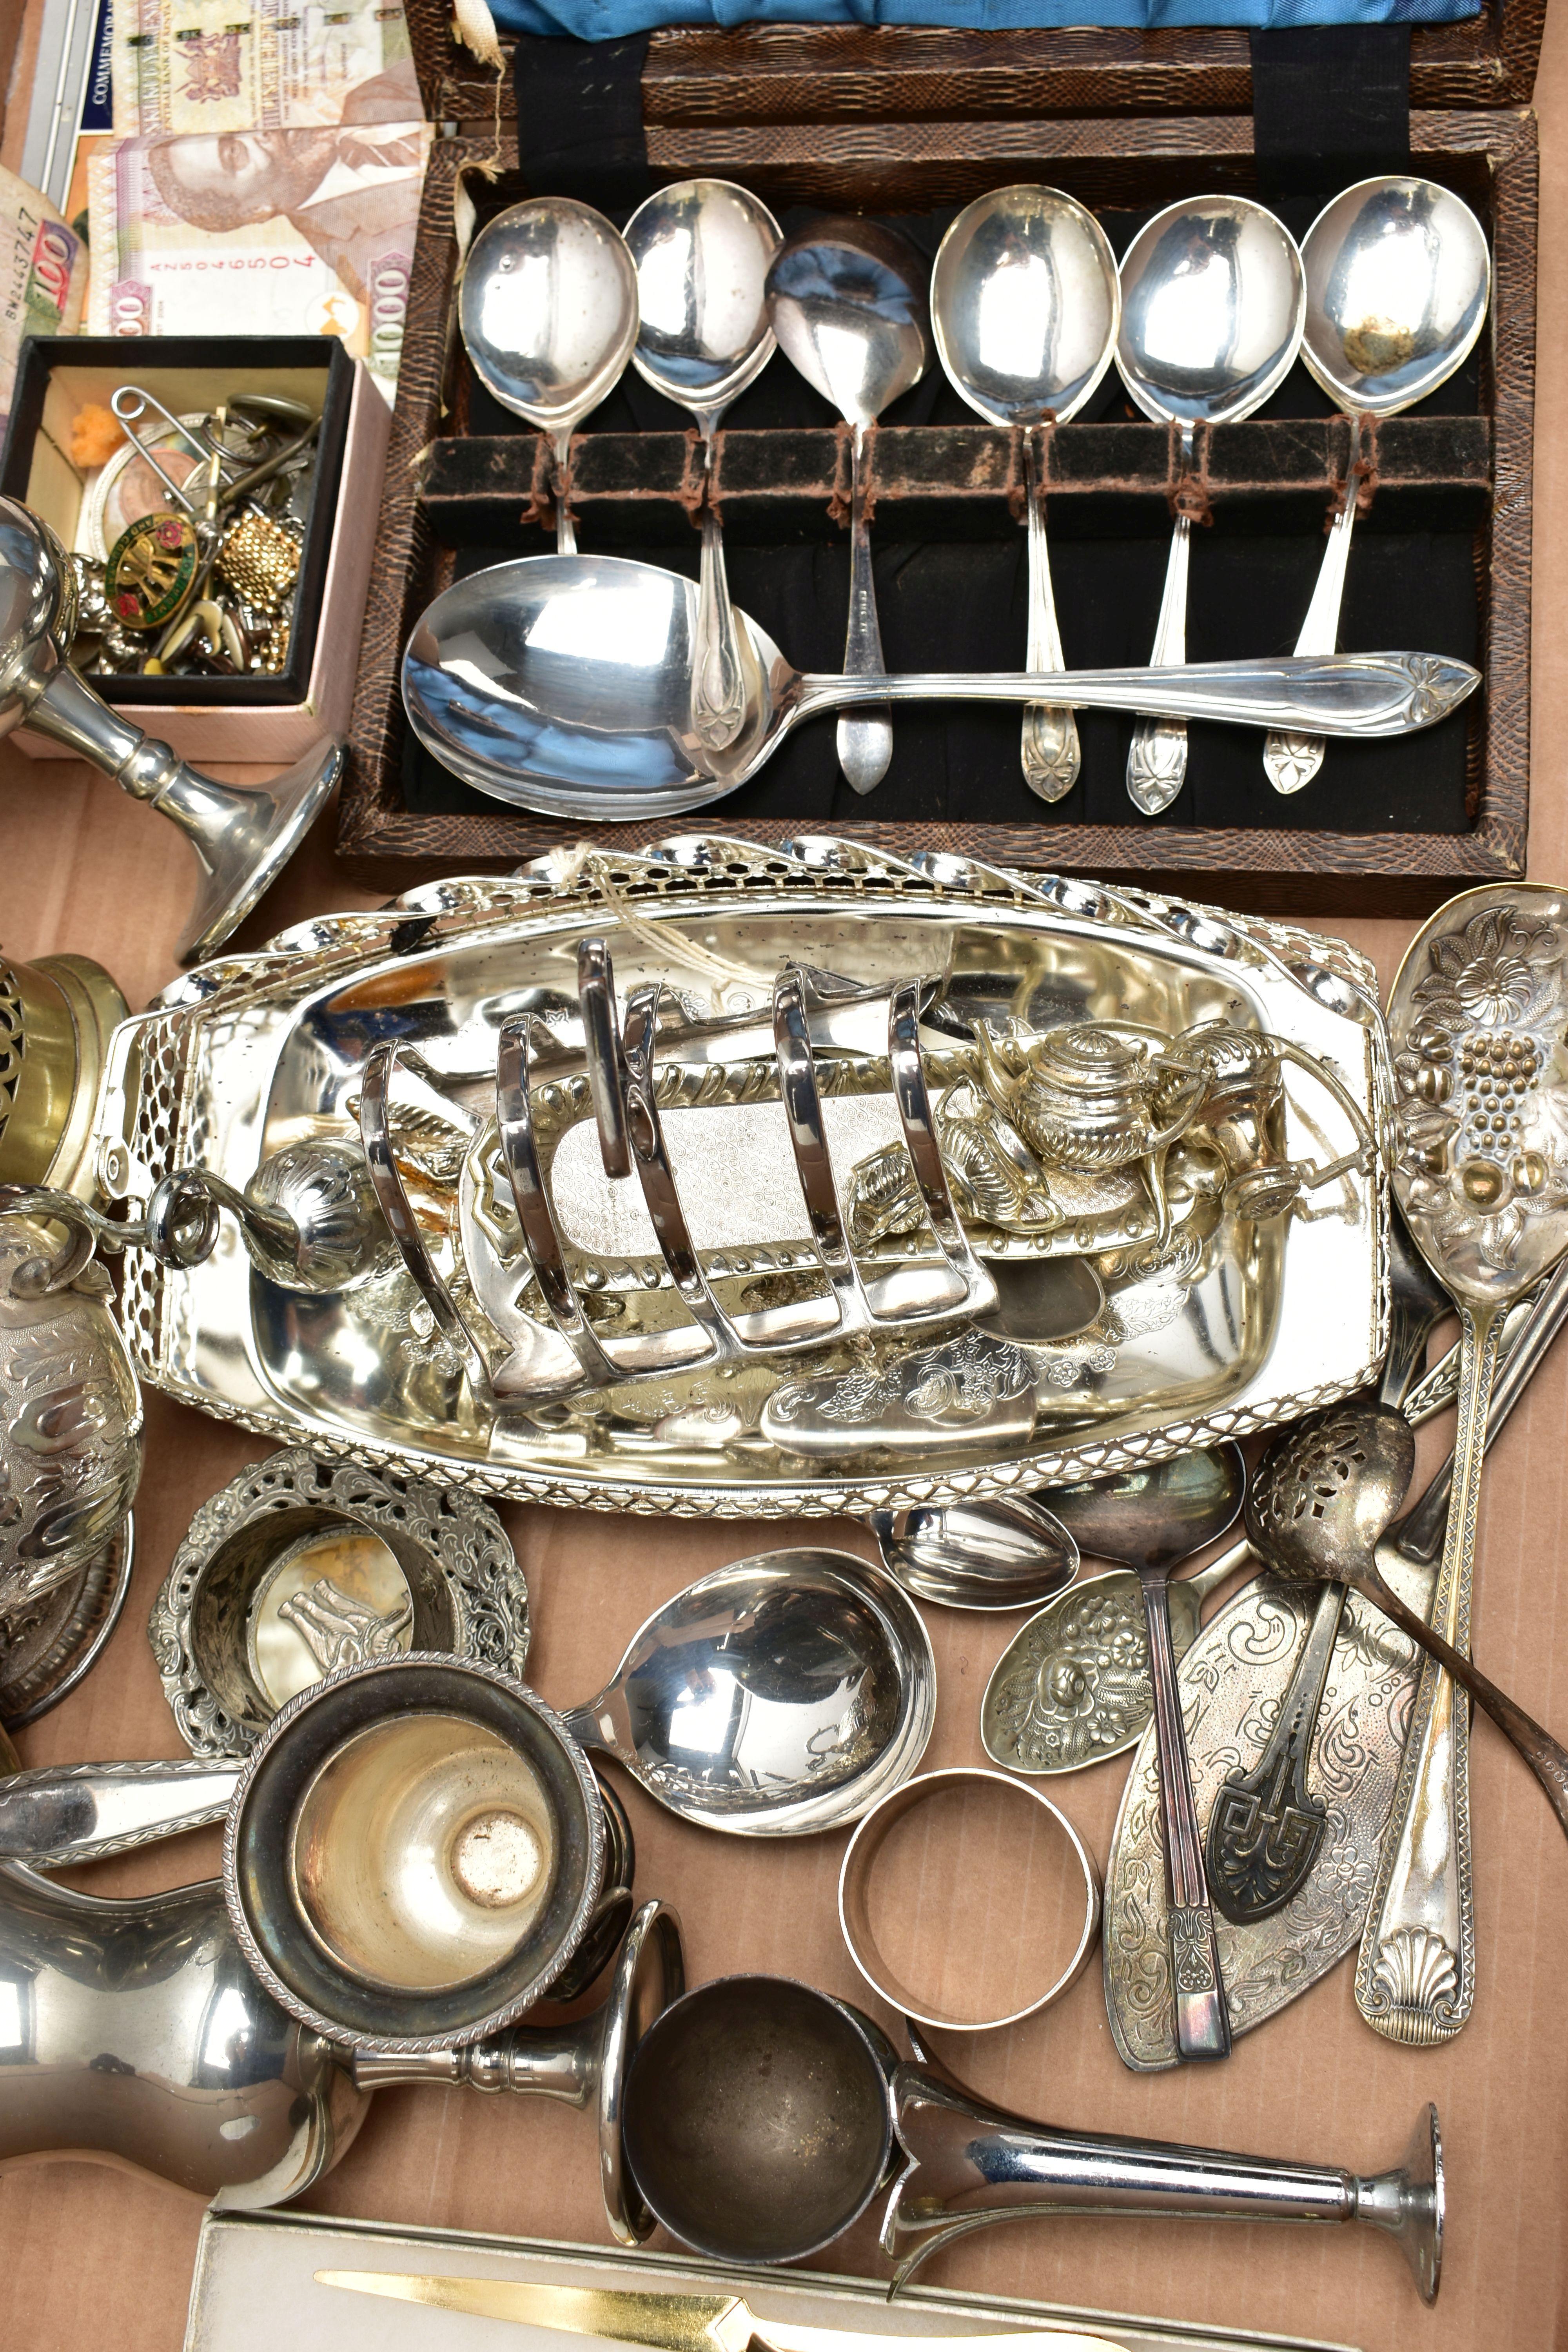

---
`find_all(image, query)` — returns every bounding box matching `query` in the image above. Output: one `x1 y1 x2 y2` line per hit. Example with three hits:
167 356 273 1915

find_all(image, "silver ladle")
0 1551 934 1851
401 552 1478 824
1263 176 1490 793
1116 196 1305 813
559 1549 936 1835
931 185 1120 800
766 218 931 795
459 196 639 555
625 179 780 753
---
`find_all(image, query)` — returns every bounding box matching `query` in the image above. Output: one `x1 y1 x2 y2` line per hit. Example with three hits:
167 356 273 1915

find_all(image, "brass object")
0 950 127 1197
218 508 303 614
315 2274 1126 2352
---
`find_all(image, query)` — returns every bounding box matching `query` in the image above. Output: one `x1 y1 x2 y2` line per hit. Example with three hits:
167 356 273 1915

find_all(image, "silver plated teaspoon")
1263 177 1489 793
931 187 1119 800
626 181 781 753
460 197 639 555
1116 196 1305 813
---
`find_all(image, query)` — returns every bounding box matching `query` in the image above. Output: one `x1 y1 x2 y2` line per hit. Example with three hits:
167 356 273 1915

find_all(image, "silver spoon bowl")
932 185 1120 801
459 197 639 556
559 1548 935 1835
402 552 1477 822
1116 196 1305 813
625 180 780 752
1301 175 1490 414
870 1495 1078 1612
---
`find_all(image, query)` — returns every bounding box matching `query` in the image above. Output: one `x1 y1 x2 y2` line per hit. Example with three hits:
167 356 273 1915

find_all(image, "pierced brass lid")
0 952 127 1197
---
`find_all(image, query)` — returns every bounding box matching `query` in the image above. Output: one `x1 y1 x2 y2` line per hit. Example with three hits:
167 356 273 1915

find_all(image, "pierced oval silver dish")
89 838 1388 1519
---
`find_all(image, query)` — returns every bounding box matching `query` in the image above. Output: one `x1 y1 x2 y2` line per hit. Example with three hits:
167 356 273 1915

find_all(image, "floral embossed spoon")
1359 885 1568 2045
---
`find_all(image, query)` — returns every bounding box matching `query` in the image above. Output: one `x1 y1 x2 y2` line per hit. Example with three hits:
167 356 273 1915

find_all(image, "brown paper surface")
5 27 1568 2339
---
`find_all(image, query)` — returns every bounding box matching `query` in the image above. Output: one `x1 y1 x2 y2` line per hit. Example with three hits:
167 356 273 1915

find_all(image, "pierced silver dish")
86 837 1388 1519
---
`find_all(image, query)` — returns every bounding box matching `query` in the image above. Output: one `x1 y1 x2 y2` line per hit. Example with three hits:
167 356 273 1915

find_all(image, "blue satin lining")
492 0 1477 35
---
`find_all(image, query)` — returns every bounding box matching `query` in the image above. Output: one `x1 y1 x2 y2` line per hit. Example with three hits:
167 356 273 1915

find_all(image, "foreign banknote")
0 166 87 445
112 0 423 138
85 122 431 398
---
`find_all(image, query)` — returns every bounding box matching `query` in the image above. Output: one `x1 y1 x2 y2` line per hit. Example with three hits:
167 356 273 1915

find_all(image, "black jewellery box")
1 334 387 762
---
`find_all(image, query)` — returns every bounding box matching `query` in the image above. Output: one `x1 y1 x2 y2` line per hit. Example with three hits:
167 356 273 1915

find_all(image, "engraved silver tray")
92 837 1389 1519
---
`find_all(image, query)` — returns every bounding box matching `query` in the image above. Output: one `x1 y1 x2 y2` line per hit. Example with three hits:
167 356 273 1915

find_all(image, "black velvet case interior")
405 194 1483 842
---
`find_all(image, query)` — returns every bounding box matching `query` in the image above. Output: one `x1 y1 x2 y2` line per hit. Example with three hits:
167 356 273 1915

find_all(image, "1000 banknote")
87 125 431 396
113 0 421 136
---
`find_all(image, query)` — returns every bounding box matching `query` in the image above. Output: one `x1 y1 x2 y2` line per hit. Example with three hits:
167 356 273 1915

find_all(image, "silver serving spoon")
1358 881 1568 2047
460 196 639 555
557 1548 935 1835
931 185 1120 800
625 180 781 754
401 552 1478 824
1116 196 1305 813
869 1495 1079 1612
1263 177 1490 793
766 218 931 795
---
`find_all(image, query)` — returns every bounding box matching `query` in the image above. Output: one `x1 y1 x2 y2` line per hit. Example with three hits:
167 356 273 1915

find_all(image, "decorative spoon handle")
791 650 1478 737
1126 505 1191 814
1020 428 1080 802
690 434 752 754
1262 433 1360 795
1206 1581 1343 1923
1139 1564 1231 2059
1355 1299 1501 2045
0 1758 241 1866
550 427 577 556
1396 1256 1568 1565
836 423 892 796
